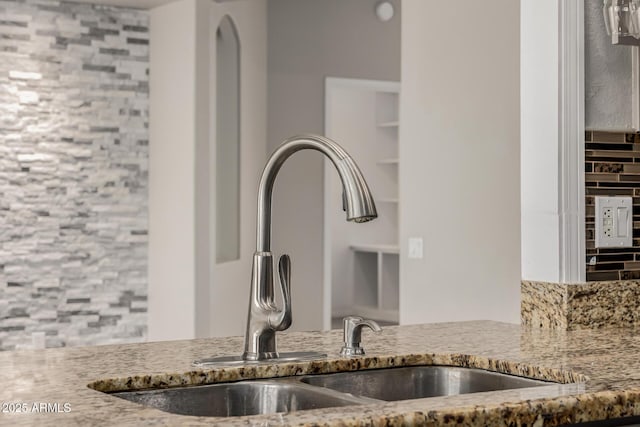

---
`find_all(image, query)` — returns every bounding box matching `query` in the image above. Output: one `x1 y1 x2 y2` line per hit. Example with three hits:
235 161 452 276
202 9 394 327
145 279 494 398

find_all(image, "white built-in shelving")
377 121 399 128
349 244 399 323
324 77 400 327
376 198 399 204
349 243 400 254
377 158 399 165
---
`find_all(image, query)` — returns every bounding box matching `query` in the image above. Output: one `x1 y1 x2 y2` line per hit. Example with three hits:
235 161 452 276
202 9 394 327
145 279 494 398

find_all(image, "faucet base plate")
192 351 327 368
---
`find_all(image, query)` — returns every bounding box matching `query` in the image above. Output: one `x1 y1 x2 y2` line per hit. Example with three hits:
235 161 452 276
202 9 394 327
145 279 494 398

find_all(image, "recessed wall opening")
215 15 241 264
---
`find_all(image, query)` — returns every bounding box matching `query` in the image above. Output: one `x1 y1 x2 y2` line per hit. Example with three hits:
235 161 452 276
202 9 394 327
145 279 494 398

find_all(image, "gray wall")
0 0 148 350
585 0 633 129
400 0 520 324
267 0 400 330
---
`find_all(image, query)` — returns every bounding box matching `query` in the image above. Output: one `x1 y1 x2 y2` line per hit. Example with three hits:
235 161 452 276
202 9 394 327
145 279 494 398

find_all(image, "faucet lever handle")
340 316 382 357
269 254 292 331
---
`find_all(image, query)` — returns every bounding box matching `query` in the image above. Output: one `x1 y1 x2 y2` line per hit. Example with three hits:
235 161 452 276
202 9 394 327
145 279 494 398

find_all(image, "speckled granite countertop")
2 321 640 426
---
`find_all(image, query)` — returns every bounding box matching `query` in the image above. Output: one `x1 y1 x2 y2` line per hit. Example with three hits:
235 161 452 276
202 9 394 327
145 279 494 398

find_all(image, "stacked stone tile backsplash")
586 130 640 281
0 0 148 350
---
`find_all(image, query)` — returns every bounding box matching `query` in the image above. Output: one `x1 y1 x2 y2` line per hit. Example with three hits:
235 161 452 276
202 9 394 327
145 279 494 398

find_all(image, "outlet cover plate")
408 237 423 259
595 196 633 248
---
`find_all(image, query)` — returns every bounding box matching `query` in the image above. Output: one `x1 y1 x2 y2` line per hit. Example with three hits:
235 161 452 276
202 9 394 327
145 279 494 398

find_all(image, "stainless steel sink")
300 366 551 401
109 366 553 417
112 380 368 417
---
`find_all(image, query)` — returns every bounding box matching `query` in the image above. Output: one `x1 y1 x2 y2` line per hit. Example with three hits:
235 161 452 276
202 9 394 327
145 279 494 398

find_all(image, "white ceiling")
63 0 175 9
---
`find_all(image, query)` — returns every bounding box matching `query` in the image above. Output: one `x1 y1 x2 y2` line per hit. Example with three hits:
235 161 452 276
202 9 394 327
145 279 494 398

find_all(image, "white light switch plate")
595 196 633 248
408 237 423 259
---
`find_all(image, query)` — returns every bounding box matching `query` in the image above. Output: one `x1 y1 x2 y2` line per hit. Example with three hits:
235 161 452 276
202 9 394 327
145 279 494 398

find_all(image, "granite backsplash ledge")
522 280 640 329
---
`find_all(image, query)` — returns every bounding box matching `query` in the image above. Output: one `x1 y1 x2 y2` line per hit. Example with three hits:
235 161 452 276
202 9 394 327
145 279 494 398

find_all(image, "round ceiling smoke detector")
376 1 394 22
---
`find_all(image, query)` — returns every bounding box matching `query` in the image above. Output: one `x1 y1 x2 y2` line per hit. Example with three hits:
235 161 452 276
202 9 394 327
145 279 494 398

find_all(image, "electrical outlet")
603 208 613 238
408 237 423 259
595 196 633 248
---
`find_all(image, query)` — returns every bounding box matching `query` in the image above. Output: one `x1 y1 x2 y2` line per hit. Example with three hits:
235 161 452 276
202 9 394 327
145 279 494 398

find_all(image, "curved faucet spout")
256 134 377 253
243 134 377 361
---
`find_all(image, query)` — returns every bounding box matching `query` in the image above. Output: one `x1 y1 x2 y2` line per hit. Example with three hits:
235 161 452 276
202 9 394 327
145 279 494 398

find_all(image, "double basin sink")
111 366 552 418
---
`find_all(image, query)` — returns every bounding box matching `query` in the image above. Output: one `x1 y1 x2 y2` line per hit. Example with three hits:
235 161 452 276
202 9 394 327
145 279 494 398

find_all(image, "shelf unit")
350 244 399 323
377 158 399 165
324 77 400 326
375 198 399 204
377 121 399 128
350 243 399 254
350 87 400 322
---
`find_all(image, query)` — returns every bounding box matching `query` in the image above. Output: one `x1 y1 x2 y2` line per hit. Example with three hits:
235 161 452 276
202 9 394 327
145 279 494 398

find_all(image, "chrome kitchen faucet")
245 134 377 360
194 134 377 366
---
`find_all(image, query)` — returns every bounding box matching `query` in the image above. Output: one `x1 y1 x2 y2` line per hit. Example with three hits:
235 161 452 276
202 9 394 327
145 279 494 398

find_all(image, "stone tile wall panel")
0 0 148 350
